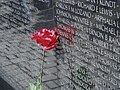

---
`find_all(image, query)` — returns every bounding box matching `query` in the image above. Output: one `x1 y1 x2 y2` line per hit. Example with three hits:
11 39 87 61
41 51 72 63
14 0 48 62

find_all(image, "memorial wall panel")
55 0 120 90
0 0 31 28
0 0 62 90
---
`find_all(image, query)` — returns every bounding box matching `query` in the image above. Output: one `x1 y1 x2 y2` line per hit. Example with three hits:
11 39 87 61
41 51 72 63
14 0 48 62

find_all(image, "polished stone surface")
0 77 14 90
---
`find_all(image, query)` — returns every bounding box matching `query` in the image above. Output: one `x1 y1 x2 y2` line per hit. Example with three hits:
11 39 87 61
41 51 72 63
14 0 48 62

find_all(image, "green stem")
40 50 45 84
36 49 45 90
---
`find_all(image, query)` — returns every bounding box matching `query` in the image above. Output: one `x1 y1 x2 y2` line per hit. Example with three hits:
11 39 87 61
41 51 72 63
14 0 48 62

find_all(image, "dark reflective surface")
33 0 52 10
0 78 14 90
1 0 120 90
55 0 120 90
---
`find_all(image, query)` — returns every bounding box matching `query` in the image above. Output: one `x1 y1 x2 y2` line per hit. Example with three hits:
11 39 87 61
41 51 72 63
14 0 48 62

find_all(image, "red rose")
31 28 59 50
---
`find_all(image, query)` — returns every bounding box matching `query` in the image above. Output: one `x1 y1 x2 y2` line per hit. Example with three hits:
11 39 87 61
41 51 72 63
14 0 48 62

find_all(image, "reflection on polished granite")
0 77 14 90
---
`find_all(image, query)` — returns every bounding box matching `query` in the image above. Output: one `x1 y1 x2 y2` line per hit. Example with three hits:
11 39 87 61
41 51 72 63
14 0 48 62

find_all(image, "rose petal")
49 35 58 46
41 38 51 46
43 43 57 50
31 33 37 40
36 38 50 46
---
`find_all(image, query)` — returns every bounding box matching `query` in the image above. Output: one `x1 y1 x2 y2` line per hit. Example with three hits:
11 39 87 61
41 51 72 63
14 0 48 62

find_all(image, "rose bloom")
31 28 59 50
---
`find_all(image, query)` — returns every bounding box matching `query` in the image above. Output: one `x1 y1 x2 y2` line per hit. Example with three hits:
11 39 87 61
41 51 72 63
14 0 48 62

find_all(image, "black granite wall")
1 0 120 90
0 0 62 90
55 0 120 90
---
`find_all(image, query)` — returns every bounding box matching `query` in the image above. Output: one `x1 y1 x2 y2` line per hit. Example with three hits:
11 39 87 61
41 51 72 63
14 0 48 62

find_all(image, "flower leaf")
36 79 42 90
29 82 37 90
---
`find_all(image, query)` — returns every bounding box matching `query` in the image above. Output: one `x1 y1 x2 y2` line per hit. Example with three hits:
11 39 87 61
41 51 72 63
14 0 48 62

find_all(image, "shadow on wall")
0 78 14 90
